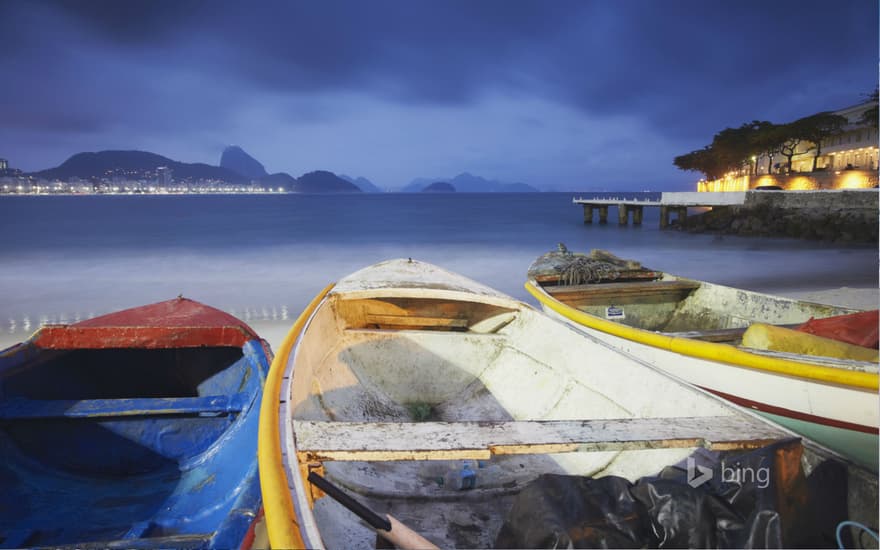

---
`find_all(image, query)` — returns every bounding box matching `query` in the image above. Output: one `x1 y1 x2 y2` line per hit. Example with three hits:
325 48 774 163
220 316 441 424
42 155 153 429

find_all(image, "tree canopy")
674 120 778 179
674 107 852 179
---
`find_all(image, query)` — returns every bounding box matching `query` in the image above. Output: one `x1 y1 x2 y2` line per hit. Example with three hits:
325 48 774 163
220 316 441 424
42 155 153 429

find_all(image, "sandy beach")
778 287 879 311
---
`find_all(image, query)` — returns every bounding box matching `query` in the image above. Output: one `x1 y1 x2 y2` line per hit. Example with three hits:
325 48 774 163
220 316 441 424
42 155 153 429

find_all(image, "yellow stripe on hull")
525 281 879 391
258 284 334 550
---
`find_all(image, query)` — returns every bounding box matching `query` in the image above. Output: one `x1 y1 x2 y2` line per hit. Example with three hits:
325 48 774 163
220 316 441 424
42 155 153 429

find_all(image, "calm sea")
0 193 876 337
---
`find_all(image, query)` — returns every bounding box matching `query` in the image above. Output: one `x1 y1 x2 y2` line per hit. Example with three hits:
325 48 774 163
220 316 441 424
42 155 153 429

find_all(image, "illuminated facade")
698 100 878 192
0 159 7 171
783 101 878 174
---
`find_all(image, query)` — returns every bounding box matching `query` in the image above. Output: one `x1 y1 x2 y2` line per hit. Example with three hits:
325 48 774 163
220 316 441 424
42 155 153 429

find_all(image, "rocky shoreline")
673 191 879 243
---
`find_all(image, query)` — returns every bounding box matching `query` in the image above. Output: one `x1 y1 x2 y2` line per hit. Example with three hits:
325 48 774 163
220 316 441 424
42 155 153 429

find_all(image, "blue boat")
0 298 270 549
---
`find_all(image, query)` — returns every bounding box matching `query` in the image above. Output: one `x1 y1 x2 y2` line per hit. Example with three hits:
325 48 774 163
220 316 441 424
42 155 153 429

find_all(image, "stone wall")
676 190 879 242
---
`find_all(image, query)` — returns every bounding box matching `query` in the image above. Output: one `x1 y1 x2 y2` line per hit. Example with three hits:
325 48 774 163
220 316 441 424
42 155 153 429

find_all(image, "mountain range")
36 150 248 184
31 149 362 193
254 169 362 193
339 174 383 193
291 170 361 193
29 147 539 193
422 181 455 192
220 146 267 180
401 172 538 193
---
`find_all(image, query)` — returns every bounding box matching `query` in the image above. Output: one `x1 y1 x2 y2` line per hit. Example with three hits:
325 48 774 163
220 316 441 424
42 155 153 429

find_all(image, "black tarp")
495 440 852 548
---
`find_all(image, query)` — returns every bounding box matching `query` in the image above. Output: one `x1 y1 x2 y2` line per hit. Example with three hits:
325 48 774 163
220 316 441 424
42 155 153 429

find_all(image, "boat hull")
0 298 270 549
260 260 879 548
537 299 879 471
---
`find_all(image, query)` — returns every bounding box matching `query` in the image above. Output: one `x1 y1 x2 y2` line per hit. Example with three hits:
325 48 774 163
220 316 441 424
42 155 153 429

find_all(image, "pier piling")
617 205 628 225
573 192 746 229
675 207 687 225
616 204 644 225
661 206 688 227
583 205 593 224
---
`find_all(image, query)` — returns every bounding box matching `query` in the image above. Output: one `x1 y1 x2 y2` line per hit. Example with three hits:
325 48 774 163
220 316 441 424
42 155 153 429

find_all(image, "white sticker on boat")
605 306 625 320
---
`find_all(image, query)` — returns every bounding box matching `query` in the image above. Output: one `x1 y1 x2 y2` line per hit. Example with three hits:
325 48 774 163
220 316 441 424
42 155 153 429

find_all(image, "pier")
574 192 746 228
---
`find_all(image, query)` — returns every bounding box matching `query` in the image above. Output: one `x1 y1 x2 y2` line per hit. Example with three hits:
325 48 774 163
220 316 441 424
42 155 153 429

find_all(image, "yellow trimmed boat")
259 259 877 548
525 248 879 471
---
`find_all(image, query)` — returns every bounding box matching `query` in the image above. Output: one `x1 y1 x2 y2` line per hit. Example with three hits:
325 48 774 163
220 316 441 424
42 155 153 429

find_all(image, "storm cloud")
0 0 875 189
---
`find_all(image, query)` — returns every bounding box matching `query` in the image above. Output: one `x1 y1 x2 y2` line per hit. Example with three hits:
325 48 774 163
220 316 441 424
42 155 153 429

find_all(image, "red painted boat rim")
32 297 260 350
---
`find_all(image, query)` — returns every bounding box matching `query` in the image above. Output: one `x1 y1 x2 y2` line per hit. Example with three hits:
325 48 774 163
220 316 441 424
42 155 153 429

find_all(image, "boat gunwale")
24 297 264 351
258 283 334 550
525 279 879 391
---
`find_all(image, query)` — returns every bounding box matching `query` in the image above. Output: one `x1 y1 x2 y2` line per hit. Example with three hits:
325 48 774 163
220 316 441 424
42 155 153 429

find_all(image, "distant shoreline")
0 191 292 197
0 190 553 197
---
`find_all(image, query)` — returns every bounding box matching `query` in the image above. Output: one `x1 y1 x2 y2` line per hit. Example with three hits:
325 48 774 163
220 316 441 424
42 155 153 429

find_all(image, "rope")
836 520 879 549
555 256 622 286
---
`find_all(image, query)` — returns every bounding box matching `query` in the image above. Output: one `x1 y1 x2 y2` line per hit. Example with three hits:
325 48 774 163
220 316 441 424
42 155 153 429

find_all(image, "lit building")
698 99 879 192
813 102 879 172
156 166 173 187
0 159 8 171
758 101 880 174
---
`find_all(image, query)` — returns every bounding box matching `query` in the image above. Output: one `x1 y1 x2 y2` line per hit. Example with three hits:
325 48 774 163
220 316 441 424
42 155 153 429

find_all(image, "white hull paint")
541 306 879 469
259 260 879 548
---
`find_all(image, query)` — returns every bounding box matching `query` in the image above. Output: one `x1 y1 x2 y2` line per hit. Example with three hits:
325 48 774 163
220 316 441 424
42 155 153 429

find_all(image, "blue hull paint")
0 338 270 549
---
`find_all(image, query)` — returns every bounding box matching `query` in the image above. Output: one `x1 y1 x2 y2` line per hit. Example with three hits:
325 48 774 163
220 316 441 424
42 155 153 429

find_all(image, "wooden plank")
0 394 248 419
338 297 511 331
534 270 662 284
544 280 700 298
364 314 468 328
294 416 786 462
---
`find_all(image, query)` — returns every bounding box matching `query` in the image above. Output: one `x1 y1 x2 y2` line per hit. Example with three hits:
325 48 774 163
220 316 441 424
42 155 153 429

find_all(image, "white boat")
525 248 879 471
259 259 877 548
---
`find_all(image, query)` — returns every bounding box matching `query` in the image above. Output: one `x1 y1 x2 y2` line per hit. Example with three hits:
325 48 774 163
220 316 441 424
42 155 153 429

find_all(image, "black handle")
307 471 393 532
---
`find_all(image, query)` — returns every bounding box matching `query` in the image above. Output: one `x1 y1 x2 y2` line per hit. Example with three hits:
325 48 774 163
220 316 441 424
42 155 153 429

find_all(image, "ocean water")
0 193 876 337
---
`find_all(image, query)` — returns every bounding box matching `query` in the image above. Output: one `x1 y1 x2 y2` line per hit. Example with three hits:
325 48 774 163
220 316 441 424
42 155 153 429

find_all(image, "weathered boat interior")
528 249 861 340
528 249 880 368
0 340 266 548
540 275 858 342
286 292 878 548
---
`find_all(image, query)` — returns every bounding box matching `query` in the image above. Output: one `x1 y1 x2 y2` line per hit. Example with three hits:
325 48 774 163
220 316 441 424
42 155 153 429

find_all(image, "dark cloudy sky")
1 0 876 190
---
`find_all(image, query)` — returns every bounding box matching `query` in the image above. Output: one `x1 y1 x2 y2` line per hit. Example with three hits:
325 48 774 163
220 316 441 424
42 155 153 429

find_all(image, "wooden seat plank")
545 280 700 299
294 416 787 462
364 314 468 328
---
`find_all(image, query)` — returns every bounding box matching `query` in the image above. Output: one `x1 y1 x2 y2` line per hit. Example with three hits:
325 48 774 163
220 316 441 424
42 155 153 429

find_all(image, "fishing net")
554 256 623 286
529 247 646 285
